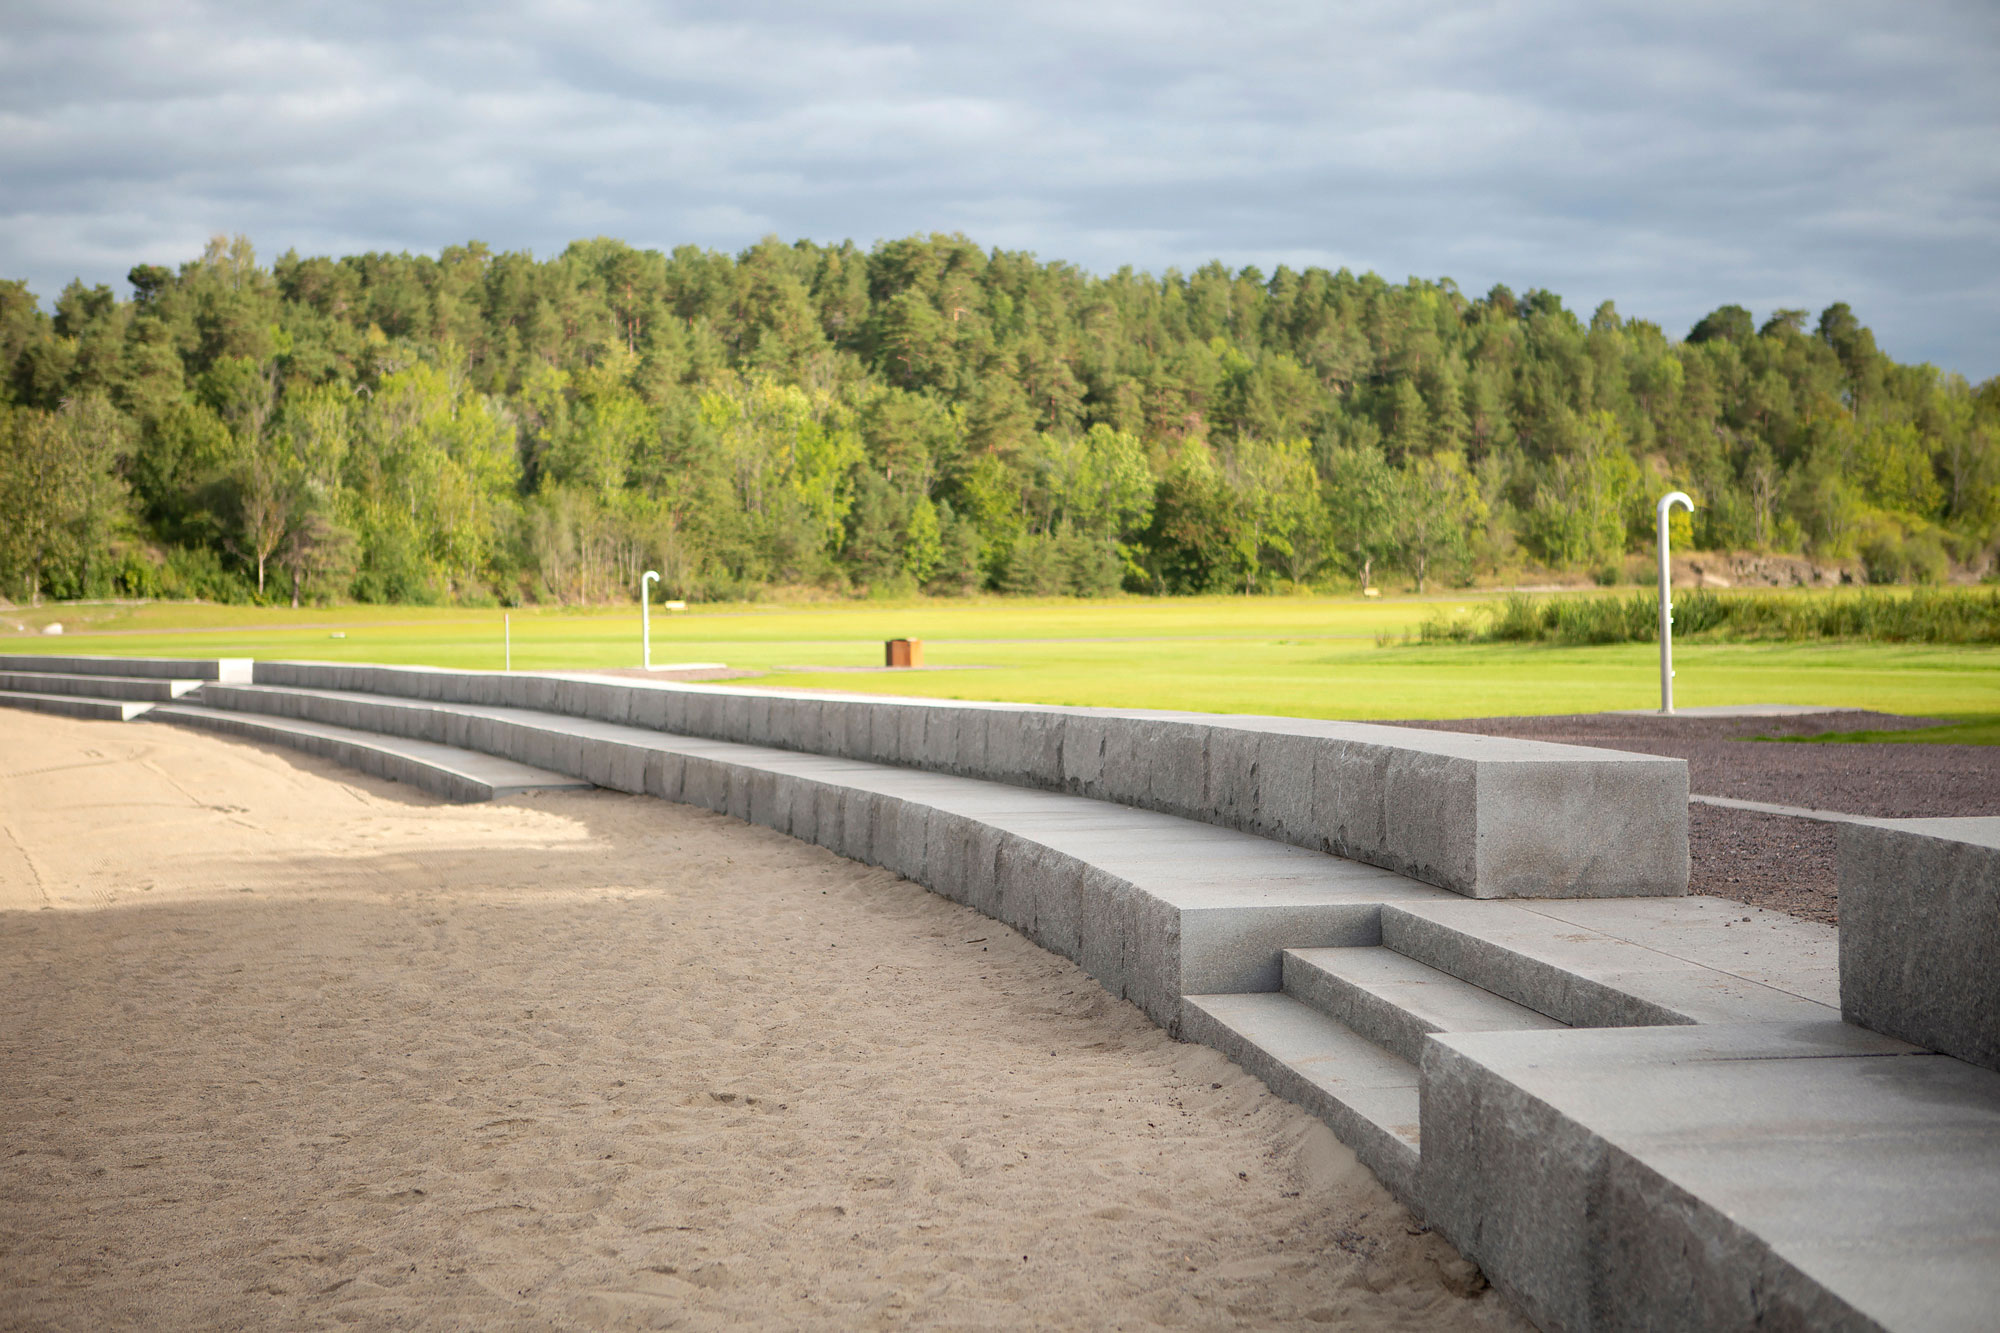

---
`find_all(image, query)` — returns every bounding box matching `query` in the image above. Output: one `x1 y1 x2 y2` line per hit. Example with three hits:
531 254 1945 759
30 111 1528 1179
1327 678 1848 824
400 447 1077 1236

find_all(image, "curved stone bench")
249 662 1690 900
0 653 252 682
188 680 1456 1034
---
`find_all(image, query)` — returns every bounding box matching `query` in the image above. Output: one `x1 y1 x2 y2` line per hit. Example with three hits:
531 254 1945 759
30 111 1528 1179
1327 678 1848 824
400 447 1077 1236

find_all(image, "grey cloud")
0 0 1994 375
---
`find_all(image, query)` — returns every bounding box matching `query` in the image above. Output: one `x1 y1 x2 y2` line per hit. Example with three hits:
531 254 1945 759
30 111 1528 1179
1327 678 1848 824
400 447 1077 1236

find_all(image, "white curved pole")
1657 492 1694 714
641 570 660 670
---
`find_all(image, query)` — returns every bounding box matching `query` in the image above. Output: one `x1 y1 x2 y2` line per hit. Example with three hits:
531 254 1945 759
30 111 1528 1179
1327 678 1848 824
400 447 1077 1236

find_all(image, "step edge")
1181 992 1422 1208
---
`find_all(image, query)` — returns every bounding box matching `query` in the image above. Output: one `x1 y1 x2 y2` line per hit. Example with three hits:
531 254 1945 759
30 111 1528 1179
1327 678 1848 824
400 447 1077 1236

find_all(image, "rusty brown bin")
884 638 924 668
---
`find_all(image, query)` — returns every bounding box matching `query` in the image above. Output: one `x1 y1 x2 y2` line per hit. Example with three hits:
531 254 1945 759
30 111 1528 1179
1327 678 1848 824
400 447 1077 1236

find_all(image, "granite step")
1381 899 1838 1030
0 654 252 681
144 703 592 803
0 671 202 702
1283 946 1567 1066
1180 991 1423 1204
0 690 156 722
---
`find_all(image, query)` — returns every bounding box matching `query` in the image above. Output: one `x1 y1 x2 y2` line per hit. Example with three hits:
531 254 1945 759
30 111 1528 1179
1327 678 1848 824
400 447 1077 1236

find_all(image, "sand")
0 710 1522 1332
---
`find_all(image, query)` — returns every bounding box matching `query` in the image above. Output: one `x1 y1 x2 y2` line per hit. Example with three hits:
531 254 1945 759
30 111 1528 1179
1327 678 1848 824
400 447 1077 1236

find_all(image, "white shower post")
641 570 660 670
1656 492 1694 714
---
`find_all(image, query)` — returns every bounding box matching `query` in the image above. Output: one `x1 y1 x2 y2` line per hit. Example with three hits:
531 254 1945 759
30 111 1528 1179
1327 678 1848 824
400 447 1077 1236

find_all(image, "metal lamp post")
1656 492 1694 714
641 570 660 670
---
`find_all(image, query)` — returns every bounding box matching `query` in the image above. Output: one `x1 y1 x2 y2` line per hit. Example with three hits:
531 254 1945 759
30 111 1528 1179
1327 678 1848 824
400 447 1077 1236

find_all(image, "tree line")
1 232 1994 606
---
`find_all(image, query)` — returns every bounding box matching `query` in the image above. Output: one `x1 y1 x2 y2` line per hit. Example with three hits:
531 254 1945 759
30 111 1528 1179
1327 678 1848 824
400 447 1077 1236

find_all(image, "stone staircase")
1184 895 1840 1205
0 654 230 722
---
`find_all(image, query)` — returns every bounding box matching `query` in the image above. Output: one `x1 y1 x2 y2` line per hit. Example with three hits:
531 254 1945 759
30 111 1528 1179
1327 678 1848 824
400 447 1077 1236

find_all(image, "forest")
1 232 1995 607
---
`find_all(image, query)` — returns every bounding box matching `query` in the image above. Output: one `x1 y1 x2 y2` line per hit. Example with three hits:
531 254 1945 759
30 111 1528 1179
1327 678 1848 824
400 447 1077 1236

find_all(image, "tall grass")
1412 587 2000 647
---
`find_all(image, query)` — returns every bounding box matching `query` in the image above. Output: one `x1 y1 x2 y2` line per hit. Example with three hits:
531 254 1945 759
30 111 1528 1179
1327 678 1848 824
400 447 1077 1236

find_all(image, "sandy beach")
0 710 1521 1331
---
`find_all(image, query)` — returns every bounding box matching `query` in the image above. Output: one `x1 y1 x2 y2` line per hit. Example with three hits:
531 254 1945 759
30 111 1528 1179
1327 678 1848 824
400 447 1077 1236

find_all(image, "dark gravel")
1389 710 2000 925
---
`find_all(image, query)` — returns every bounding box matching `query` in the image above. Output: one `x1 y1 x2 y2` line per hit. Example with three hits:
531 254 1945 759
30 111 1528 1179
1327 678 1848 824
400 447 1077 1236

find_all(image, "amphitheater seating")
2 653 1993 1332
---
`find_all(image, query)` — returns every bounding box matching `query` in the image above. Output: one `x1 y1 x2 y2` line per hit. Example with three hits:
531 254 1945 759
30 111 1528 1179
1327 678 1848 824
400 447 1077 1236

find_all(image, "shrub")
1408 586 2000 647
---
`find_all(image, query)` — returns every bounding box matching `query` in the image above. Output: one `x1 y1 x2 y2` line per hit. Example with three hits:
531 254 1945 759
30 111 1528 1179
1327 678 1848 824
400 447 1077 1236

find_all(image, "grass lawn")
5 592 1997 725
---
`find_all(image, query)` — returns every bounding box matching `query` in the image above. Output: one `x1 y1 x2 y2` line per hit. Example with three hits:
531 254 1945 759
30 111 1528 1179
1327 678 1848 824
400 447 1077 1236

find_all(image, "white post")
504 614 511 672
1657 491 1694 714
641 570 660 670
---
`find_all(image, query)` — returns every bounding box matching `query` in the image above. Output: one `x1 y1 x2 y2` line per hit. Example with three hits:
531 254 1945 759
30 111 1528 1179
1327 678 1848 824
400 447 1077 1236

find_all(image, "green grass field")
7 591 1998 729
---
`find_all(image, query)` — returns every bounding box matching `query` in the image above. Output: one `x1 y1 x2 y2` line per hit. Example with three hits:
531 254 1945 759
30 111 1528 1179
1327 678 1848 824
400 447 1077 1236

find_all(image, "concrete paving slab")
1383 900 1839 1028
1510 894 1839 1009
1284 946 1567 1065
1422 1022 1998 1333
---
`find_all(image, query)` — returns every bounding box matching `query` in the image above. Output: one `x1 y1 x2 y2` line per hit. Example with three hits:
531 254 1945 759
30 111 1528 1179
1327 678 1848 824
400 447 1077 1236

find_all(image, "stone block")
1125 891 1186 1029
836 787 879 862
988 831 1052 938
643 749 684 802
741 692 774 747
879 798 929 882
485 718 530 768
607 743 648 795
1422 1022 1988 1333
1841 817 2000 1072
681 756 728 814
958 820 1007 920
1478 752 1689 898
721 765 752 821
549 678 587 716
745 767 779 829
985 709 1061 789
712 694 748 745
1312 740 1390 861
762 771 801 840
1057 714 1113 796
764 697 813 751
1203 726 1262 831
1076 863 1138 1000
626 689 669 733
1177 901 1384 997
597 682 634 726
809 783 845 855
1127 720 1208 818
938 706 992 778
437 710 471 749
1377 747 1469 888
677 692 719 740
919 809 971 904
517 676 559 713
1027 846 1088 960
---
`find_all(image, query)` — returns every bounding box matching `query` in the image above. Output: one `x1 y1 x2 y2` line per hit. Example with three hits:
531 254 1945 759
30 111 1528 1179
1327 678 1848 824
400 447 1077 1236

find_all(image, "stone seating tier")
249 661 1690 901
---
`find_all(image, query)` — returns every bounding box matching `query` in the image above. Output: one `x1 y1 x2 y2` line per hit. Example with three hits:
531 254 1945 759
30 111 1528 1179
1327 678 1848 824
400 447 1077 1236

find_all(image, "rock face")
1675 552 1856 588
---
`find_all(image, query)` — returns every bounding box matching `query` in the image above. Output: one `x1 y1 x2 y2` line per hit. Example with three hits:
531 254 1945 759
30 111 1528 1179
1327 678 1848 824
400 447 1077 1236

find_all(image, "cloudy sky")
4 1 1995 375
